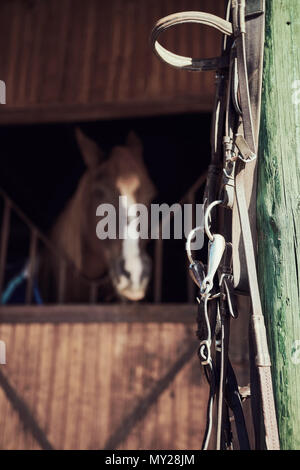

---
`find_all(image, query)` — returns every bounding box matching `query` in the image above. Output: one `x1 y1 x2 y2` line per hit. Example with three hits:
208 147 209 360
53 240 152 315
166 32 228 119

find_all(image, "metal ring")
186 225 204 265
199 341 211 365
150 11 232 71
204 200 223 241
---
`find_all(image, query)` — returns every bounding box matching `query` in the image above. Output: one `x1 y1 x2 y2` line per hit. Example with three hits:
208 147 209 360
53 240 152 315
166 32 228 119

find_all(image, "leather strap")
225 360 251 449
235 166 280 449
233 0 280 449
150 0 280 450
151 12 232 71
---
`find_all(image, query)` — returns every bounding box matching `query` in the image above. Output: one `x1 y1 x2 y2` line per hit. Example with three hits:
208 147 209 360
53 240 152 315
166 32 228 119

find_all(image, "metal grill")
0 173 206 305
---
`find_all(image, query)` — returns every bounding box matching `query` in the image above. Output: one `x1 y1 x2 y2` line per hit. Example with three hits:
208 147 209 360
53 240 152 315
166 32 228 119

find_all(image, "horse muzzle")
110 253 151 301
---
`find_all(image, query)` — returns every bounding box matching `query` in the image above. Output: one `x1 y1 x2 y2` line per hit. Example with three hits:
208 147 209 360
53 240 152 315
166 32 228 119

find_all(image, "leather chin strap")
151 0 280 451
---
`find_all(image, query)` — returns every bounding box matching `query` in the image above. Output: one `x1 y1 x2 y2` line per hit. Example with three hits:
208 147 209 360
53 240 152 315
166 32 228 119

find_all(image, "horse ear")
75 127 105 169
126 131 143 158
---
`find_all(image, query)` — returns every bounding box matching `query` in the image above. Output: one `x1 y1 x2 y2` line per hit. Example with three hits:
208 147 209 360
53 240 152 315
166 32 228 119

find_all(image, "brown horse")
40 128 156 302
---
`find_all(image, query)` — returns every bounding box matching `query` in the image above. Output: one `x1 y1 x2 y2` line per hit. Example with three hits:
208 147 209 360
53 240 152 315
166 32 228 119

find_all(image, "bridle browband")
151 0 280 451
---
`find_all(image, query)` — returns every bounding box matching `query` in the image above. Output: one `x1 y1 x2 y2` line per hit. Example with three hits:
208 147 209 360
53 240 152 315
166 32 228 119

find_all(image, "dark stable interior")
0 113 211 303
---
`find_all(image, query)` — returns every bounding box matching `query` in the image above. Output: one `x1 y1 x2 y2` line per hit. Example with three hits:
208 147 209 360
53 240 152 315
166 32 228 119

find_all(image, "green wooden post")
257 0 300 450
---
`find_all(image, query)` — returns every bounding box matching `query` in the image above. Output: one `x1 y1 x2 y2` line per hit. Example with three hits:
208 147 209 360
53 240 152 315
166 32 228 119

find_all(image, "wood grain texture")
0 313 249 450
0 0 226 123
257 0 300 450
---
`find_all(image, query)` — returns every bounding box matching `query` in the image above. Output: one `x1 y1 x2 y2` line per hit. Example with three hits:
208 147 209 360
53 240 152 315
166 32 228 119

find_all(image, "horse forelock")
111 146 156 203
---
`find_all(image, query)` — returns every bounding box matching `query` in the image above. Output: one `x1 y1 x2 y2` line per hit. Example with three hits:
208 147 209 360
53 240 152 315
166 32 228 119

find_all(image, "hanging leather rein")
151 0 280 451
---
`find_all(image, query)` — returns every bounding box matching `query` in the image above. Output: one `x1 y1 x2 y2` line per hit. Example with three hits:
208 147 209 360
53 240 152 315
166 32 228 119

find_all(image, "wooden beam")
257 0 300 450
0 99 212 125
0 370 54 450
0 303 196 324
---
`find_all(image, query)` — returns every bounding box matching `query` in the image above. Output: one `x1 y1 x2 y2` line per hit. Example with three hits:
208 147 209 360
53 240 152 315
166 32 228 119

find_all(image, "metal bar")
25 229 38 304
0 189 102 292
89 282 98 304
0 198 11 297
0 189 78 275
57 258 66 304
154 230 163 303
0 171 207 305
186 192 196 303
152 172 206 304
179 171 207 205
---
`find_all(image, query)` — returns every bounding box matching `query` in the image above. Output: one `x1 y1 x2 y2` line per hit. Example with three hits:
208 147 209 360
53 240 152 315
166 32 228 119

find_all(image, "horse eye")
94 189 105 201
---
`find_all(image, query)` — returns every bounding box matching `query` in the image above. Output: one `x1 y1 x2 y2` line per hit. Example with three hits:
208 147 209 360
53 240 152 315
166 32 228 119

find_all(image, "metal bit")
201 234 226 294
189 260 206 288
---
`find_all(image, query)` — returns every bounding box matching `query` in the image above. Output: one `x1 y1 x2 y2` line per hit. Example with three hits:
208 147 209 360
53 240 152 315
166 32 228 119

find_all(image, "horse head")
75 128 156 301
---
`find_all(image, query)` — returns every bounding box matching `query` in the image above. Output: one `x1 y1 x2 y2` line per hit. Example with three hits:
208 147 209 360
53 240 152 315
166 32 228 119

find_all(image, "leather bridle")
151 0 280 450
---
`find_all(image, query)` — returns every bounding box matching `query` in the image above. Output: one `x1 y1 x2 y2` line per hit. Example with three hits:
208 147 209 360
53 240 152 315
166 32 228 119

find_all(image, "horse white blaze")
123 229 143 290
117 176 144 297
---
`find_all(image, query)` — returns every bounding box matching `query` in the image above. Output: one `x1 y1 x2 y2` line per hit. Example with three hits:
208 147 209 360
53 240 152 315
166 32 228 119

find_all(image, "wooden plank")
15 322 31 449
57 324 82 449
34 323 56 444
23 323 45 449
95 323 114 449
0 382 41 450
104 325 197 450
257 0 300 450
45 323 69 449
128 322 158 450
173 333 192 449
187 354 209 449
0 319 249 449
141 323 161 450
28 0 48 105
77 322 98 449
0 304 197 324
0 369 53 450
155 323 178 449
0 325 16 447
0 99 213 125
0 0 226 124
109 323 141 450
60 0 88 105
1 324 24 447
78 0 95 104
0 323 52 449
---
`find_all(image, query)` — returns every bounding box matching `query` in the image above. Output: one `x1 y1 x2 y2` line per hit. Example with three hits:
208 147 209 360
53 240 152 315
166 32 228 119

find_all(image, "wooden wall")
0 304 252 450
0 0 226 124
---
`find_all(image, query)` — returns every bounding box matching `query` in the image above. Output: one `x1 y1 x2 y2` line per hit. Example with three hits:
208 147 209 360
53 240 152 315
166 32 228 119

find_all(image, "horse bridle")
151 0 280 450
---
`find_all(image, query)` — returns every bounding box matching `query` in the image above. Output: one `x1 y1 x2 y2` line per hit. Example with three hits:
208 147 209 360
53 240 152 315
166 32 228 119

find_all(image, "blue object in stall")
1 264 43 305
